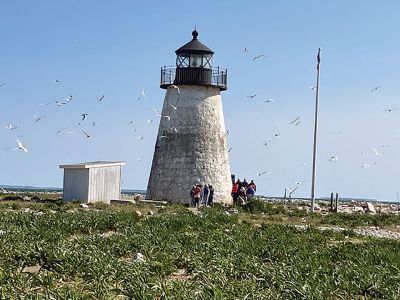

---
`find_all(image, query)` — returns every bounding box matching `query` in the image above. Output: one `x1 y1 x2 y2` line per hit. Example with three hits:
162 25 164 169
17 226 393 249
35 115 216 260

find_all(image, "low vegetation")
0 200 399 299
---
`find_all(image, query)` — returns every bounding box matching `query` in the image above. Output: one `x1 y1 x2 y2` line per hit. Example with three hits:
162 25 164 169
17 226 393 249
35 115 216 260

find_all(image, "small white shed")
59 161 125 204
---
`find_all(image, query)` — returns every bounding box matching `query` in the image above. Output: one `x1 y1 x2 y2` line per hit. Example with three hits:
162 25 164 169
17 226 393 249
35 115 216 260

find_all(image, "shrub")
242 199 268 214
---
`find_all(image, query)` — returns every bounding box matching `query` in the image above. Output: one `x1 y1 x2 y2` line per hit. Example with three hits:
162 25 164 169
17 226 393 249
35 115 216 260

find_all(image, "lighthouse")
146 30 232 205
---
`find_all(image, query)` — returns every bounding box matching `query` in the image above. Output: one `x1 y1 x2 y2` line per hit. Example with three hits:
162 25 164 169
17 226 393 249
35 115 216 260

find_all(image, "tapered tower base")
146 85 232 204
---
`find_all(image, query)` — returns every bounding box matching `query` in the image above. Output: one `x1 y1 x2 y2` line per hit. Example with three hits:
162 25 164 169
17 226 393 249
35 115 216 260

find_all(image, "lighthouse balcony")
160 66 227 91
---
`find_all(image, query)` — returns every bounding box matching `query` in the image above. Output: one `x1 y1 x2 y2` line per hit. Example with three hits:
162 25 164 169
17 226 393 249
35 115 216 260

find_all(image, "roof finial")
192 26 198 40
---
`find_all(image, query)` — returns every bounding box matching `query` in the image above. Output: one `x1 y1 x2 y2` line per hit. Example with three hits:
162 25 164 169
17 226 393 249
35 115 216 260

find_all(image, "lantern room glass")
176 54 190 67
203 54 212 69
190 54 202 67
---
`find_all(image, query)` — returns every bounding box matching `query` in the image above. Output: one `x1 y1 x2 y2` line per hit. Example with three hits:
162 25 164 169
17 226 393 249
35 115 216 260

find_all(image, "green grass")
0 202 399 299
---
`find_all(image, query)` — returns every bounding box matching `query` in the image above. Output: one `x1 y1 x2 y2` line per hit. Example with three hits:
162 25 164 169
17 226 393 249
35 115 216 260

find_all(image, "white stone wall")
146 85 232 204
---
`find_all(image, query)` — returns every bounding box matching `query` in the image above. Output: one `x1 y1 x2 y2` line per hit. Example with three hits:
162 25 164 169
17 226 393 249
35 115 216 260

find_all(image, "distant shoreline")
2 184 399 204
0 184 146 195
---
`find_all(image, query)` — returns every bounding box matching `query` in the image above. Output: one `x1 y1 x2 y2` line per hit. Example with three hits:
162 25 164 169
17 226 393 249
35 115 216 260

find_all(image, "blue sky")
1 1 400 200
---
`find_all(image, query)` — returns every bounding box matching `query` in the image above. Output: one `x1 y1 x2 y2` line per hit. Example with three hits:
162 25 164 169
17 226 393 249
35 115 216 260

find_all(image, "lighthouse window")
190 54 202 67
203 54 212 69
177 54 189 67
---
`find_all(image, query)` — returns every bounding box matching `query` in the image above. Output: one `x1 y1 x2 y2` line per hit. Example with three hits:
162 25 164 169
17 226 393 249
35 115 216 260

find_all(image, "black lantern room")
160 30 227 91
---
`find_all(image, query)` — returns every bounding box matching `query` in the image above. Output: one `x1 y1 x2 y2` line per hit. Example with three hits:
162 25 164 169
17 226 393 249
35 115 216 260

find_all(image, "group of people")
190 184 214 207
231 178 256 205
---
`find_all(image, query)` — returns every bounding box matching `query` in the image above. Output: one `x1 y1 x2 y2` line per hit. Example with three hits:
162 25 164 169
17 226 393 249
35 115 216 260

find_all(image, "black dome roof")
175 30 214 55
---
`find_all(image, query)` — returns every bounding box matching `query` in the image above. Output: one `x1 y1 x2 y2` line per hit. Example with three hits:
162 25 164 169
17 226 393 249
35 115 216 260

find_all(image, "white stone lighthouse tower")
146 30 232 204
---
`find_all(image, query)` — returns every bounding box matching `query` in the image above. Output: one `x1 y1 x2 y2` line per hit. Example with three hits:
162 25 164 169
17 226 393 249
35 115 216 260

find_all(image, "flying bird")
171 127 178 133
243 48 249 53
246 94 256 99
163 115 171 121
56 128 74 134
309 86 317 91
82 130 90 138
274 133 280 137
81 113 88 121
128 121 135 125
56 101 65 107
54 79 61 83
158 135 168 139
385 108 399 112
329 156 338 161
289 117 300 125
371 148 384 157
92 121 96 127
370 85 382 93
137 90 146 100
220 159 229 166
14 139 28 153
34 115 46 123
285 186 299 197
4 124 17 130
96 95 105 101
227 147 233 153
170 104 178 110
257 171 271 176
65 95 73 103
56 128 66 134
253 54 265 61
0 83 6 87
264 98 274 103
146 119 153 124
138 136 144 140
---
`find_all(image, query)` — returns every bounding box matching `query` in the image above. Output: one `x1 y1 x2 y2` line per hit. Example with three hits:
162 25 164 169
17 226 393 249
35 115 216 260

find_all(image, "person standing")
202 184 209 206
236 179 242 190
238 187 247 204
249 180 256 192
231 182 239 205
190 185 196 207
246 185 255 200
242 178 249 189
194 184 201 208
207 185 214 206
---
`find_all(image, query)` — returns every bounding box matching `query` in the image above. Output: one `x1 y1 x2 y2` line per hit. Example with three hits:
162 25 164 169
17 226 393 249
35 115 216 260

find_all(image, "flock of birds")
243 77 398 195
1 44 398 198
1 80 179 160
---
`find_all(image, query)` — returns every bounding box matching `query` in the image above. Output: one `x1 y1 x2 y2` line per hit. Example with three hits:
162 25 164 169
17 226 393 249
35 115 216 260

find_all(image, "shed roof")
59 161 126 169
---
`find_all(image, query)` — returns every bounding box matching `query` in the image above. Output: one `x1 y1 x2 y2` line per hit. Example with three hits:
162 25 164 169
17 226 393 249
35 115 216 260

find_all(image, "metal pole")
335 193 339 213
310 48 321 213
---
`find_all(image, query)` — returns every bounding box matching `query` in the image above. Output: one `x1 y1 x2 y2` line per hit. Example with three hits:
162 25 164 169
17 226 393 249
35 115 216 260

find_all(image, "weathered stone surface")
146 85 232 205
